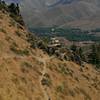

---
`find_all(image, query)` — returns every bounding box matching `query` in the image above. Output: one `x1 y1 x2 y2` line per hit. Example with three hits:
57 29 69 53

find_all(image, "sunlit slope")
0 9 100 100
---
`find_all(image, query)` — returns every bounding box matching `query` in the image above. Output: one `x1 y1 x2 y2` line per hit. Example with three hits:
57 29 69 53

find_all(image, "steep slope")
0 9 100 100
0 10 46 100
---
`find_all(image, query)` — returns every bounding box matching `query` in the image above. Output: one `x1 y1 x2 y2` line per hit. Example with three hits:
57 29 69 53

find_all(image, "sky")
4 0 19 3
4 0 74 5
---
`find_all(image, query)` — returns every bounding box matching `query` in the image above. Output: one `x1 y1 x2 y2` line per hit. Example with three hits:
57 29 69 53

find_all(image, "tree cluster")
88 44 100 68
0 0 24 25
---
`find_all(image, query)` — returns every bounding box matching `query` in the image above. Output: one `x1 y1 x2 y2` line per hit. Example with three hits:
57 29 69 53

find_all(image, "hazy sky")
4 0 19 3
4 0 74 5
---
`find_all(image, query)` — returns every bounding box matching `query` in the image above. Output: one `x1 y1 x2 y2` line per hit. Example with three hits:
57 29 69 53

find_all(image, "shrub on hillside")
10 43 29 56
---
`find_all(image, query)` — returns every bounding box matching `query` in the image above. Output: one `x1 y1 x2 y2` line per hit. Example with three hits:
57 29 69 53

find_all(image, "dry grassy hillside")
0 10 100 100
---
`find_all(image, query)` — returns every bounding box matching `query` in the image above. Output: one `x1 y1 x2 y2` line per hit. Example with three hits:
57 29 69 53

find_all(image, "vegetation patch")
21 62 32 69
0 28 7 34
56 84 65 93
57 63 73 76
41 74 52 87
10 42 29 56
15 30 22 37
9 19 16 27
20 61 32 73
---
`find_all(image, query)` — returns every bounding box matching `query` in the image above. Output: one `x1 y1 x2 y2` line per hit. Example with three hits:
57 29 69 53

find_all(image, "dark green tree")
0 0 1 4
8 3 24 25
88 44 100 68
16 3 20 15
70 44 77 52
0 0 7 10
78 47 85 61
8 3 17 15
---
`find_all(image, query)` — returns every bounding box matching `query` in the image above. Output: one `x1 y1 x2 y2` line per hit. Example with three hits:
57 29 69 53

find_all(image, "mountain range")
19 0 100 29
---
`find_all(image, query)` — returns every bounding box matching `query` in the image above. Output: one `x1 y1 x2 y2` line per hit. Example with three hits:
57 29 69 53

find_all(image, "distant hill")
20 0 100 29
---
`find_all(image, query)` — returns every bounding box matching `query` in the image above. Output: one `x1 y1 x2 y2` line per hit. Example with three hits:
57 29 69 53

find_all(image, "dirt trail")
35 56 53 100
